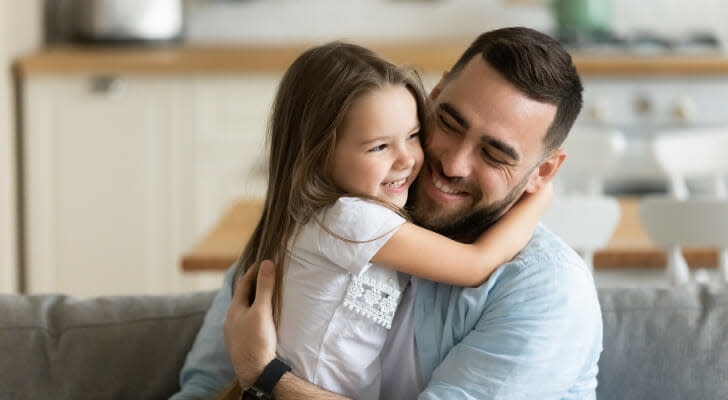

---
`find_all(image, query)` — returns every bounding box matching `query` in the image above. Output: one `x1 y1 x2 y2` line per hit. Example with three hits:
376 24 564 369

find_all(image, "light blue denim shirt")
171 224 603 400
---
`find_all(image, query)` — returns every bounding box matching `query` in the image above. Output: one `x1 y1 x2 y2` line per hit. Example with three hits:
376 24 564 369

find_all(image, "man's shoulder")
427 223 600 322
490 223 598 304
511 223 587 274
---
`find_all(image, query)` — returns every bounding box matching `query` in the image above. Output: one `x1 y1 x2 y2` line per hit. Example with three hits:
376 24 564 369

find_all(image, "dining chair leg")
668 176 689 200
712 175 727 200
719 247 728 283
667 245 691 285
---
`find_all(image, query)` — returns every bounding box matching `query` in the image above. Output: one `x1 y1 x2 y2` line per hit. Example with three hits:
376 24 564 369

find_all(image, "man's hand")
223 260 278 388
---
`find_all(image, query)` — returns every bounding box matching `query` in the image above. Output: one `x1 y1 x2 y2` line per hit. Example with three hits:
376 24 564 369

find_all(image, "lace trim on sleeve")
343 271 403 329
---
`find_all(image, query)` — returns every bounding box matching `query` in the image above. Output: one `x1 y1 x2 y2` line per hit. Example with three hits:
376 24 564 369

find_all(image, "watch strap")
242 358 291 399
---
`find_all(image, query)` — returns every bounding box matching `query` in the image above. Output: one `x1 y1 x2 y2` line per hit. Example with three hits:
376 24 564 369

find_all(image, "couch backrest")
597 284 728 400
0 291 216 399
3 285 728 400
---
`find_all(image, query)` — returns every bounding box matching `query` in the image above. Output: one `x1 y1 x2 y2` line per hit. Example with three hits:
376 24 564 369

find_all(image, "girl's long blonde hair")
231 42 430 324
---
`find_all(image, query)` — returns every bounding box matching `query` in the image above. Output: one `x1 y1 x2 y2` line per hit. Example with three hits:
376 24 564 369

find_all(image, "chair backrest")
651 127 728 199
639 197 728 284
543 195 621 249
639 198 728 247
557 127 627 195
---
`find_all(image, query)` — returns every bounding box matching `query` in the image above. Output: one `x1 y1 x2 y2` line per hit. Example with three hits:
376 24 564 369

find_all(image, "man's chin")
411 190 475 237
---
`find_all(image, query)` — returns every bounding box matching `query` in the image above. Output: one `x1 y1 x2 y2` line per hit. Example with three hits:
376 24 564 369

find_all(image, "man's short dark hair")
448 27 583 153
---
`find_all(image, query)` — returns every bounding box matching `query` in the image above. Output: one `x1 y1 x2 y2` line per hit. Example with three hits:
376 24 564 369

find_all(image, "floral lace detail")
343 268 403 329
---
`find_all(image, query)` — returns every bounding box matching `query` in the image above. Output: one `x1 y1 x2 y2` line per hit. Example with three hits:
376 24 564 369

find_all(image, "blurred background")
2 0 728 298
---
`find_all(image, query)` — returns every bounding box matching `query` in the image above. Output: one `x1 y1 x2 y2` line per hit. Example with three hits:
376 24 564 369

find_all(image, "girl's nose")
395 148 415 170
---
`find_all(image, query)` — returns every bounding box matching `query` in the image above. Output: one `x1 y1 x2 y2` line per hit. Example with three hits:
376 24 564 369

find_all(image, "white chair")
639 127 728 284
544 127 625 272
557 126 627 196
542 195 620 272
651 127 728 200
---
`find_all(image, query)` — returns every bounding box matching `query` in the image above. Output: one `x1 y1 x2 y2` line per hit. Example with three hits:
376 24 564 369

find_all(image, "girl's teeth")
383 178 406 188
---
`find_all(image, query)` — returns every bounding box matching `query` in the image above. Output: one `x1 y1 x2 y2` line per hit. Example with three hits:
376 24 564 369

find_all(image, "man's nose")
440 145 472 178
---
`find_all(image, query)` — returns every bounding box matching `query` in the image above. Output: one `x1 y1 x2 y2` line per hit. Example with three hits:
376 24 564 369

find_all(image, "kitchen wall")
186 0 728 46
0 0 43 293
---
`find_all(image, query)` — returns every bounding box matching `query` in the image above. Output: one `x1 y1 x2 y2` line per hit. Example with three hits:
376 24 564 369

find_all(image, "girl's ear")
429 70 449 101
525 149 566 193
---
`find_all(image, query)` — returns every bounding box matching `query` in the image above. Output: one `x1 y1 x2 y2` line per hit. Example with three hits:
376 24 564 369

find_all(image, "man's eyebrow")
481 136 520 162
438 103 469 130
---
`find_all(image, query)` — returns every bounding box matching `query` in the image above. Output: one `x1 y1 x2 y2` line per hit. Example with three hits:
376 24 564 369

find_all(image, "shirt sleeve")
418 260 602 400
170 265 237 400
315 197 406 276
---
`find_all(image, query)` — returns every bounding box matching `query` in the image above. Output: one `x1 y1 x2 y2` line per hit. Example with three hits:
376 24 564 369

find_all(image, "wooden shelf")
17 44 728 76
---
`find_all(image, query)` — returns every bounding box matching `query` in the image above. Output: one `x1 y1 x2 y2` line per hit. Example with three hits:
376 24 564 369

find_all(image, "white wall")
0 0 43 293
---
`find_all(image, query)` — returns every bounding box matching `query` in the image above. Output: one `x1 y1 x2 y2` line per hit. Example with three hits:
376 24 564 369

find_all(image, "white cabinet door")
192 76 279 234
22 75 200 297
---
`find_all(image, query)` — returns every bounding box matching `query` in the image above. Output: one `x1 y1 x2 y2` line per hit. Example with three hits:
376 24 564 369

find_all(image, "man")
172 27 602 400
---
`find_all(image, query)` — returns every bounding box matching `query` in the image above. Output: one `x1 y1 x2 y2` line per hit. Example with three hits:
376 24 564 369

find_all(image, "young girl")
226 42 551 399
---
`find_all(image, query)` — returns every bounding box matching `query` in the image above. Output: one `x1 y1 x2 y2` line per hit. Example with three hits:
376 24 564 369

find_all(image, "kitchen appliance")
70 0 183 44
551 0 612 38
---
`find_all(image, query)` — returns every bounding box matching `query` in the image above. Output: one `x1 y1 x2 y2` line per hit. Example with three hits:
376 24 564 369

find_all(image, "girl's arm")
371 183 553 287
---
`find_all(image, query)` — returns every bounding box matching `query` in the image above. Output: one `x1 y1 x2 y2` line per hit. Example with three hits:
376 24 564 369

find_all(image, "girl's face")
331 85 424 208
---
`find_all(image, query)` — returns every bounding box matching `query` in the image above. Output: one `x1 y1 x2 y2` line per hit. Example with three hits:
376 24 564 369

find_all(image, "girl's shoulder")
308 197 406 245
321 196 405 234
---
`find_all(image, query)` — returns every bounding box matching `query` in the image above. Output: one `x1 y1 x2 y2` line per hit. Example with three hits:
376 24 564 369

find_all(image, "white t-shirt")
277 197 408 400
379 278 425 400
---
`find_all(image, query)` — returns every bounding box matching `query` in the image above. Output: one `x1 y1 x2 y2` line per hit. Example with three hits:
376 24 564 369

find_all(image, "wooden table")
180 198 718 272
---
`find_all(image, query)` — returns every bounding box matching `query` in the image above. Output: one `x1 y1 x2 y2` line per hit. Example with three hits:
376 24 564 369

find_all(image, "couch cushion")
597 284 728 400
0 291 215 400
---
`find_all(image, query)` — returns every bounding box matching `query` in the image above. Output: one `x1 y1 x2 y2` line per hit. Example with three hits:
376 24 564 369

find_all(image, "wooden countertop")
15 44 728 76
180 198 718 272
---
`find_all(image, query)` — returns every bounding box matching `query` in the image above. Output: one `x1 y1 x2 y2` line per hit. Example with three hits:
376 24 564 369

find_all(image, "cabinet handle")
634 95 653 116
89 76 125 96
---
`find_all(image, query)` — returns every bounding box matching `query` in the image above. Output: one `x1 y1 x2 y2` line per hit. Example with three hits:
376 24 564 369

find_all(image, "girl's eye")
407 132 420 140
368 144 387 152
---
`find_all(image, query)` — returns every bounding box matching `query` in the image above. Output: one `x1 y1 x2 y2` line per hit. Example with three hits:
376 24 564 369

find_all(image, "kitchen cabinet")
191 76 277 234
22 75 194 296
21 72 281 297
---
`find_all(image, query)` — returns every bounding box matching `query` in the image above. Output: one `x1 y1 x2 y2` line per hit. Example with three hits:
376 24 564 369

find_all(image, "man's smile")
422 163 470 203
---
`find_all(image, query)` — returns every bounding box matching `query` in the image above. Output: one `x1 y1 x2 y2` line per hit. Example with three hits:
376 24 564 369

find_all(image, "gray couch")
2 285 727 399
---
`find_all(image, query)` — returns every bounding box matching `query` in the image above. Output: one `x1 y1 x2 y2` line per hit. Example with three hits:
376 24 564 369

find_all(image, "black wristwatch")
241 358 292 400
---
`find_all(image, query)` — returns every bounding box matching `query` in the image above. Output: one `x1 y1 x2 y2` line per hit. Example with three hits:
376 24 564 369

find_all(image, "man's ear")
429 70 449 101
525 148 567 193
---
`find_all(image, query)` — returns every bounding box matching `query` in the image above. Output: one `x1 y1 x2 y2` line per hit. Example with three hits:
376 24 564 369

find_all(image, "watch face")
242 386 269 400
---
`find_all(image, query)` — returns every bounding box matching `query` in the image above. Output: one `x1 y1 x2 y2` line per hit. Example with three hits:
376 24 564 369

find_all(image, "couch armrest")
0 291 216 400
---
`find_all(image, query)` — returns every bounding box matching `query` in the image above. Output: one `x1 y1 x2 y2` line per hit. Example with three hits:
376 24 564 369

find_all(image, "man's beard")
408 166 531 243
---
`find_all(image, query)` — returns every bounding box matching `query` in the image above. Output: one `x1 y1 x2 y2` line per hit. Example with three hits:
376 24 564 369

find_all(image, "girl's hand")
224 260 279 388
519 181 553 211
